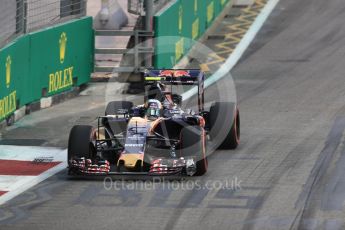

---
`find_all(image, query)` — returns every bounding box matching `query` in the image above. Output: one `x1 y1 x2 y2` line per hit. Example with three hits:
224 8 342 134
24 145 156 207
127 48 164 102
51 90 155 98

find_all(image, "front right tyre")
180 126 208 176
209 102 240 150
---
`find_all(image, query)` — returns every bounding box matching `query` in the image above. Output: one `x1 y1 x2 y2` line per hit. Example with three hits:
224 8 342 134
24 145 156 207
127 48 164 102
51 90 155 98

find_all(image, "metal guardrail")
93 0 170 75
94 30 154 73
0 0 86 48
127 0 143 15
128 0 172 15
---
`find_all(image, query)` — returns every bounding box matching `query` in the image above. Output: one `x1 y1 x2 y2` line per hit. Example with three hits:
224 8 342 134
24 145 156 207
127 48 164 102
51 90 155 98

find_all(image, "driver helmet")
145 99 162 120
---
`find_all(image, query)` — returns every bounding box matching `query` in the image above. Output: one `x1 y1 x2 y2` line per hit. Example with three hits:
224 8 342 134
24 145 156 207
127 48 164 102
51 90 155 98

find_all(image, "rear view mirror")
172 94 182 106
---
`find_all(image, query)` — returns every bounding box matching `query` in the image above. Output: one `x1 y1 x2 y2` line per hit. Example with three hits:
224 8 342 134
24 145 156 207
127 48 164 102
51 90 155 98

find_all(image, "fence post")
16 0 24 34
144 0 153 67
23 0 27 33
80 0 87 16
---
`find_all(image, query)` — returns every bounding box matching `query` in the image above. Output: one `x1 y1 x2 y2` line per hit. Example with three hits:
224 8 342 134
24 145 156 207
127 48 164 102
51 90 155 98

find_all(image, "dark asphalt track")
2 0 345 229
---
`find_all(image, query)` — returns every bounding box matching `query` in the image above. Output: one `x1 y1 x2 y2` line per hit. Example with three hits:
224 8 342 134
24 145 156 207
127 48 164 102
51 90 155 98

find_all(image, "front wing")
68 157 197 176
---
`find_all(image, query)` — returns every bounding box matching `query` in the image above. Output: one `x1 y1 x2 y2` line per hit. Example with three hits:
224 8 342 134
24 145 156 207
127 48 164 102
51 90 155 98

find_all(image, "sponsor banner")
0 36 30 118
0 17 93 122
30 17 94 97
154 0 230 68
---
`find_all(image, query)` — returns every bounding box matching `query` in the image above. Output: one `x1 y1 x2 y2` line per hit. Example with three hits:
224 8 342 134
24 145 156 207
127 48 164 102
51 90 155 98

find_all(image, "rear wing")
144 69 205 111
144 69 204 86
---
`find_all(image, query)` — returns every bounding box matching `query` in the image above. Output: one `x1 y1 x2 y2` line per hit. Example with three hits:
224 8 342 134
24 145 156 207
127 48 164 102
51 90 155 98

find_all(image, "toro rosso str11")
68 69 240 176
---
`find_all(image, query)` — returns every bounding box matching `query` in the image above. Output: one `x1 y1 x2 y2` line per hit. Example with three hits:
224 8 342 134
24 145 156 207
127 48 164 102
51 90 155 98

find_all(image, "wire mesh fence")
0 0 87 47
153 0 172 13
128 0 172 15
0 0 23 47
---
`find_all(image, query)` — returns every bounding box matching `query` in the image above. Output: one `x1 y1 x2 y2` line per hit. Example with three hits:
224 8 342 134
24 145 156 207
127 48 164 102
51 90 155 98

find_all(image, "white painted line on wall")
40 97 52 109
181 0 281 101
14 106 26 122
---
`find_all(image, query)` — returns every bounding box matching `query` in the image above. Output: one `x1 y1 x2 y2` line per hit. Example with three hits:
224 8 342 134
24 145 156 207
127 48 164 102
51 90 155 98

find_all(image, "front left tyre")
68 125 96 166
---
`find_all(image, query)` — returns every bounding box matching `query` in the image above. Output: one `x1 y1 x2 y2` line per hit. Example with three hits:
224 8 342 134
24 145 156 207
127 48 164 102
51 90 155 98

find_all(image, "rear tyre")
209 102 240 150
68 125 95 166
180 126 207 176
105 101 133 115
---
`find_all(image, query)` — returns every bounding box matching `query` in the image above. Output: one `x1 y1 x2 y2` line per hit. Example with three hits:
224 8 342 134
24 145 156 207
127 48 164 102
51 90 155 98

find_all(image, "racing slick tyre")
209 102 240 150
180 126 208 176
68 125 96 166
105 101 133 115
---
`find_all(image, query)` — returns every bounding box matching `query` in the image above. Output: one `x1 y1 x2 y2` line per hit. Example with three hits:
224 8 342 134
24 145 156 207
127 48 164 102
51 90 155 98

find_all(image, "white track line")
181 0 281 101
0 163 67 205
0 146 67 205
0 145 66 161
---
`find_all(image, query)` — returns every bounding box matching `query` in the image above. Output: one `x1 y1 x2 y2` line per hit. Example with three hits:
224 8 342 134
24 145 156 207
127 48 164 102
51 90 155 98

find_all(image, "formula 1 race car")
67 69 240 176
